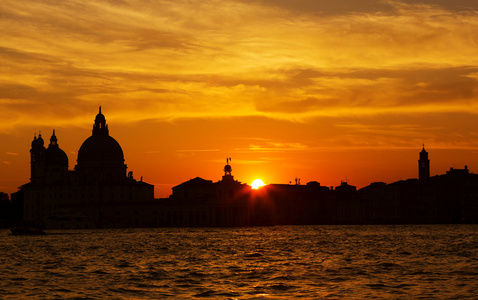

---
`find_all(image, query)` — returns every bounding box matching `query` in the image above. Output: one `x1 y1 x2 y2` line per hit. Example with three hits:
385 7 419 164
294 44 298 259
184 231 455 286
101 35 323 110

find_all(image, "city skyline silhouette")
0 107 476 229
3 1 478 199
3 104 478 195
3 106 478 199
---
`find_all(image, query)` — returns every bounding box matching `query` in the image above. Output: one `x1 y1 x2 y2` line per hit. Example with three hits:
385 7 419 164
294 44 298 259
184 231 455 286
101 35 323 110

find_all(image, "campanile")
419 145 430 181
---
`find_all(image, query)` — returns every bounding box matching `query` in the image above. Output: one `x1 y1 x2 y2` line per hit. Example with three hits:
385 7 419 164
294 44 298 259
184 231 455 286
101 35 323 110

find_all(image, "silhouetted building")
358 147 478 224
257 181 332 225
30 130 69 185
172 177 214 201
11 124 478 228
419 145 430 181
168 160 253 226
0 192 21 227
18 107 154 228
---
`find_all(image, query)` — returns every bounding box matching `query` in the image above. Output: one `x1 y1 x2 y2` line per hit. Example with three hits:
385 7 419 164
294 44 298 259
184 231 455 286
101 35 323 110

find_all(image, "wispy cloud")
176 149 221 153
2 0 478 130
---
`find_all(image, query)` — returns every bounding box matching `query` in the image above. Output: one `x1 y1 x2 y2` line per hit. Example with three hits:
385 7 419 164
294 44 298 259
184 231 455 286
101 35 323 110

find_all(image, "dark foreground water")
1 225 478 299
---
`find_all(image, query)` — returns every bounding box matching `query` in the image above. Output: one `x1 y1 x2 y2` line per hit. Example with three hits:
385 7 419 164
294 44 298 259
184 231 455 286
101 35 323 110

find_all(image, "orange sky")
2 0 478 198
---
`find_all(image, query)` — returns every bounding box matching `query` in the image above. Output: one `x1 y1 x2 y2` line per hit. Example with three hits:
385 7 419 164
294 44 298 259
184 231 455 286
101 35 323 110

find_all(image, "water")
1 225 478 299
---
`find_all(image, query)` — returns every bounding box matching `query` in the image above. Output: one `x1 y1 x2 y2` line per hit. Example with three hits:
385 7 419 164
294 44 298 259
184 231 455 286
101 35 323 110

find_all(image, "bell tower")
419 145 430 181
30 133 46 183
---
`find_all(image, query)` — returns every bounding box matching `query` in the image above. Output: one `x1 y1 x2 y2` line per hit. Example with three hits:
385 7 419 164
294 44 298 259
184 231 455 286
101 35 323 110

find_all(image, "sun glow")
251 179 266 189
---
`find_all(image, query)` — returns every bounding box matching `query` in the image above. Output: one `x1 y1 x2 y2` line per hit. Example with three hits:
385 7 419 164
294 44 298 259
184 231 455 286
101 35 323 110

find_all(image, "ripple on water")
245 252 264 258
2 225 478 299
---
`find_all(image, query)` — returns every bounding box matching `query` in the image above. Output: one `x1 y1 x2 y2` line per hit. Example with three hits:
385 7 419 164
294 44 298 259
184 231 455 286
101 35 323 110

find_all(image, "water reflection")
1 225 477 299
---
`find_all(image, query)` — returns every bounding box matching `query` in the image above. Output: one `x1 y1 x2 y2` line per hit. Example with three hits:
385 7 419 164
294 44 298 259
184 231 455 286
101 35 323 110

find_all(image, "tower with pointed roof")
419 145 430 181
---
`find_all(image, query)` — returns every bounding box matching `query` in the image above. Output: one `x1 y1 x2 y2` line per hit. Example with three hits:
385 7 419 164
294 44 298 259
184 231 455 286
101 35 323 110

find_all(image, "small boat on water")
10 227 46 236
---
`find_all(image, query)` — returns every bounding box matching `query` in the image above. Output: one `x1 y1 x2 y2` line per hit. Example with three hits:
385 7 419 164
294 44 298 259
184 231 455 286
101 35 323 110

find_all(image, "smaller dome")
45 130 68 169
45 146 68 169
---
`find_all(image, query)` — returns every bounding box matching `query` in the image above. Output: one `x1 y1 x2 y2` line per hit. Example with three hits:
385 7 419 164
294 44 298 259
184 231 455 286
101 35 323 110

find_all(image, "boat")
45 211 96 229
10 227 46 236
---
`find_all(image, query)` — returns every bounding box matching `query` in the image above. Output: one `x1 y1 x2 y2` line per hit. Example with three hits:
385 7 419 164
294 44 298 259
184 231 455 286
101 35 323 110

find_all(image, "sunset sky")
2 0 478 197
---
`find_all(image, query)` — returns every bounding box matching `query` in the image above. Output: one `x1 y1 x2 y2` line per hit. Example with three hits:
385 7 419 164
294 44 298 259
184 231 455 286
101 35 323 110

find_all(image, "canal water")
1 225 477 299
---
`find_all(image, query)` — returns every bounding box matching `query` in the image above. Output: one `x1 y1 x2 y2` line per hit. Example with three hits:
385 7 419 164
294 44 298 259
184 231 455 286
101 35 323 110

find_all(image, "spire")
50 129 58 147
420 145 428 157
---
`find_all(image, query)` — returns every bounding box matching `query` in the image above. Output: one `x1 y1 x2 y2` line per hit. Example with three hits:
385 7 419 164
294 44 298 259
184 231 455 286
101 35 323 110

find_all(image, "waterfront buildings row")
3 108 478 228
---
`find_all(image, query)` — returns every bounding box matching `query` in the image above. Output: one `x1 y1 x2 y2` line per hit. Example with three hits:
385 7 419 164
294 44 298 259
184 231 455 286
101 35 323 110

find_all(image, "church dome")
45 145 68 168
45 130 68 169
77 134 124 163
75 107 126 183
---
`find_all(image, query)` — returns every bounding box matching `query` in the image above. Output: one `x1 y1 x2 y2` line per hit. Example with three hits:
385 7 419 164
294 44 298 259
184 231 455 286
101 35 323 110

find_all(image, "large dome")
77 134 124 163
75 107 127 183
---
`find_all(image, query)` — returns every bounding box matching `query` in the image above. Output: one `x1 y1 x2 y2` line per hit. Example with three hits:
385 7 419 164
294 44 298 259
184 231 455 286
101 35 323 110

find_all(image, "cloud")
176 149 221 153
253 66 478 114
1 0 478 132
248 0 478 16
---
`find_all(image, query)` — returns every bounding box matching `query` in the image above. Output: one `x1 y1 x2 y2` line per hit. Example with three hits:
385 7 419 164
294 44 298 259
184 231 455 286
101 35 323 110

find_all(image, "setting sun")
251 179 266 189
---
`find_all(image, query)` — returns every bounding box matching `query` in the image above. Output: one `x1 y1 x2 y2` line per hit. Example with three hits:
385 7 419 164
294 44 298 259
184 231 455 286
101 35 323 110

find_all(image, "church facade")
19 108 154 228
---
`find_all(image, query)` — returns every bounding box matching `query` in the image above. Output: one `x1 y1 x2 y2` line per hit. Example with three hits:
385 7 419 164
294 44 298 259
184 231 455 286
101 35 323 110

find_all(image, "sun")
251 179 266 189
